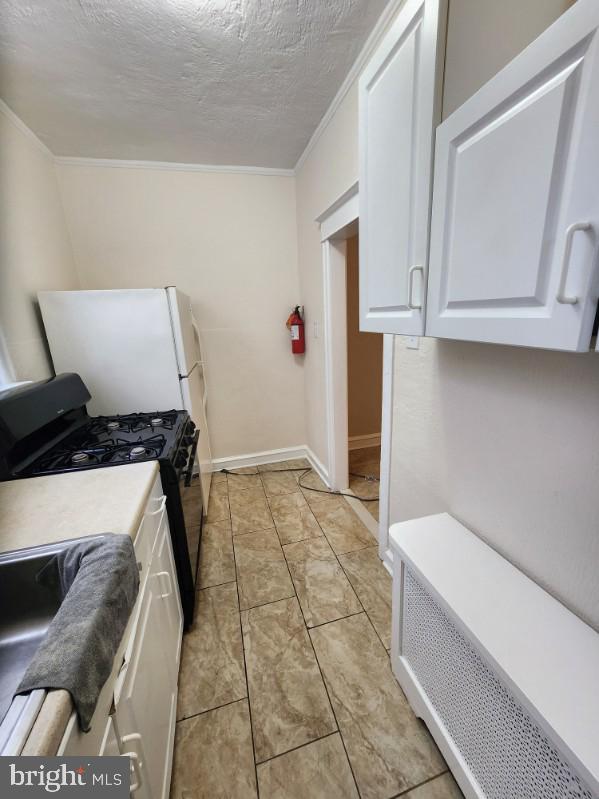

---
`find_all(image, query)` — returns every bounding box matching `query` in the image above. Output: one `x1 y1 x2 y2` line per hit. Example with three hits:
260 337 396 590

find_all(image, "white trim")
294 0 406 173
316 180 360 226
322 237 350 491
348 433 381 451
304 446 330 487
343 491 379 541
0 99 53 158
378 334 395 570
211 444 331 487
55 155 295 177
210 446 308 472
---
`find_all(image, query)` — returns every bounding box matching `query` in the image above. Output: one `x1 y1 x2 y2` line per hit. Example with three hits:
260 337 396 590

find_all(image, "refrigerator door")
38 289 183 416
180 363 212 507
166 288 202 377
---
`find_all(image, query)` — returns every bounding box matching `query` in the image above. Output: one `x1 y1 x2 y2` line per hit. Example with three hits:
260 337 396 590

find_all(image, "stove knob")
183 435 194 447
176 451 188 468
186 420 196 435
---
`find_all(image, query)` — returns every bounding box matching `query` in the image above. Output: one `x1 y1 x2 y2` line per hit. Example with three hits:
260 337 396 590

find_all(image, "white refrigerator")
38 287 212 505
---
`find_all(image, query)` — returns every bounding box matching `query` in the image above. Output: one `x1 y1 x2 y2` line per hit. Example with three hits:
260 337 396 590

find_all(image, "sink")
0 536 104 727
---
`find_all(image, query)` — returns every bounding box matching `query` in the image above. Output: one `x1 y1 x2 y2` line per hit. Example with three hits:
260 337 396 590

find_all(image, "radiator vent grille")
402 568 596 799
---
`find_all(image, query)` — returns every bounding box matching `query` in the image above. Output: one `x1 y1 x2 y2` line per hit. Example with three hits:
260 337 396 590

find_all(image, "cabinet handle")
121 734 143 793
408 266 424 310
556 221 592 304
156 570 173 599
146 495 167 516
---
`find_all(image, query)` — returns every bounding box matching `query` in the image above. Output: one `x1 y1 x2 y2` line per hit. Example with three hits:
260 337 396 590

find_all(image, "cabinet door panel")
153 520 183 680
359 0 446 335
427 0 599 350
115 582 176 799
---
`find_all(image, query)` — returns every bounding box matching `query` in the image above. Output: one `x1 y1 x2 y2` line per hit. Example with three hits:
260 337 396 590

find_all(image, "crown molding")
294 0 406 173
55 155 295 177
0 99 53 159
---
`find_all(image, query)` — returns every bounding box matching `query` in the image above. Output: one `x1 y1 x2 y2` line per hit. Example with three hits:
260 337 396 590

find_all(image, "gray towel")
16 534 139 731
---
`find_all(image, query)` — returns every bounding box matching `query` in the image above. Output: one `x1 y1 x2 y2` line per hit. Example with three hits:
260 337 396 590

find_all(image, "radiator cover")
401 568 596 799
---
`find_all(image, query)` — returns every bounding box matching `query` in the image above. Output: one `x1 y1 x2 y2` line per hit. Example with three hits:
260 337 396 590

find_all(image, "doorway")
345 233 383 524
318 182 394 569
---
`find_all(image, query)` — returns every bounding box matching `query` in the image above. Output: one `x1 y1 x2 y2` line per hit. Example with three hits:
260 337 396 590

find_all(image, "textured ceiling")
0 0 388 167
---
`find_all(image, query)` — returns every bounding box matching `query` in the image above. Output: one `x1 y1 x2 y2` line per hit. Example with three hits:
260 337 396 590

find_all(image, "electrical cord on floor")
217 466 380 502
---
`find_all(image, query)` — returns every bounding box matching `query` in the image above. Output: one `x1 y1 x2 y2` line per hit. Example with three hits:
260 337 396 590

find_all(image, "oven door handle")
184 430 200 487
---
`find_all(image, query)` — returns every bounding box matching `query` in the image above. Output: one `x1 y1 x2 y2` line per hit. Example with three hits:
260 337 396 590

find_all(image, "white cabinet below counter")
58 473 183 799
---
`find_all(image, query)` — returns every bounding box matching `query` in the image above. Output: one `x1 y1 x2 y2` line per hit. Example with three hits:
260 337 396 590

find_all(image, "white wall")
0 104 79 381
56 163 305 459
295 0 599 630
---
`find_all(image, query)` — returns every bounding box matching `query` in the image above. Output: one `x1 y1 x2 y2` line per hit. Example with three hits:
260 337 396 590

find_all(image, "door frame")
317 181 394 566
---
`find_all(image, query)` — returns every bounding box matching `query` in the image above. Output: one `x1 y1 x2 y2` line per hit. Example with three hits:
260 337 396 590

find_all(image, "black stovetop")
24 410 190 477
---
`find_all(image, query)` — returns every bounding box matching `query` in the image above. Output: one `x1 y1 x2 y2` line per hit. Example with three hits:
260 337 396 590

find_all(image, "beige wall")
295 0 599 629
346 235 383 438
0 106 79 381
56 164 305 459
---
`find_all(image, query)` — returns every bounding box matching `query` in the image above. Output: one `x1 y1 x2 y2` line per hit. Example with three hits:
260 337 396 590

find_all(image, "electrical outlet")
313 320 320 339
406 336 420 350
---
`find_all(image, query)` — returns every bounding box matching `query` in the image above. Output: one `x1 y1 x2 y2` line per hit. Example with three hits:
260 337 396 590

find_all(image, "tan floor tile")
210 477 229 495
210 470 228 485
229 485 273 535
171 700 257 799
177 583 246 719
283 537 361 627
349 475 379 500
311 500 375 554
269 492 323 545
227 467 263 493
257 733 359 799
241 597 336 762
233 528 294 610
198 519 235 588
261 470 300 497
348 446 381 468
205 488 230 523
310 614 445 799
402 773 464 798
339 546 392 648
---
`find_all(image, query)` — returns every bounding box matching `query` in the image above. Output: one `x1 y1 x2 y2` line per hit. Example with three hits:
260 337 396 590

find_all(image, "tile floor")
171 459 463 799
349 446 381 523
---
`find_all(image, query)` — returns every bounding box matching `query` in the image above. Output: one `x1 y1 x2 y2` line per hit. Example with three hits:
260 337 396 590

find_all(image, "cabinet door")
426 0 599 351
153 519 183 680
359 0 447 335
115 581 177 799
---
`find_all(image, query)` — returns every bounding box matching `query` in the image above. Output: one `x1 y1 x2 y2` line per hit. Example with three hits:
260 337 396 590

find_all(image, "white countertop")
0 461 160 554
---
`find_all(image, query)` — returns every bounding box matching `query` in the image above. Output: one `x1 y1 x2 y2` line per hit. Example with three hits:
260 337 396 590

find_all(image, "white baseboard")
211 445 308 472
343 491 379 541
304 447 330 487
348 433 381 451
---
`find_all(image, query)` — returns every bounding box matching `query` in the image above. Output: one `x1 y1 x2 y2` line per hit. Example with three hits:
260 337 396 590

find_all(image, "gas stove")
25 410 191 477
0 374 202 629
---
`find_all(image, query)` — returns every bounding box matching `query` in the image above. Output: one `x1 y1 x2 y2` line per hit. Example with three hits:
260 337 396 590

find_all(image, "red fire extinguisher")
286 306 305 355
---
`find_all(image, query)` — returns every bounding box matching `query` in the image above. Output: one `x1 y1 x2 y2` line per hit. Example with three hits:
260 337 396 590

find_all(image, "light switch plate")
406 336 420 350
313 320 320 339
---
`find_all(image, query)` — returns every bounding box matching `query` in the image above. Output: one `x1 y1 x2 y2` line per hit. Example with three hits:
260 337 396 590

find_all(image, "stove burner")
130 446 147 459
72 452 90 464
107 421 120 430
151 417 164 426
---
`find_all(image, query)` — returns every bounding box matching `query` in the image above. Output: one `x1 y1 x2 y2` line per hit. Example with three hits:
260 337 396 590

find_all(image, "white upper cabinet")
359 0 447 335
426 0 599 351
